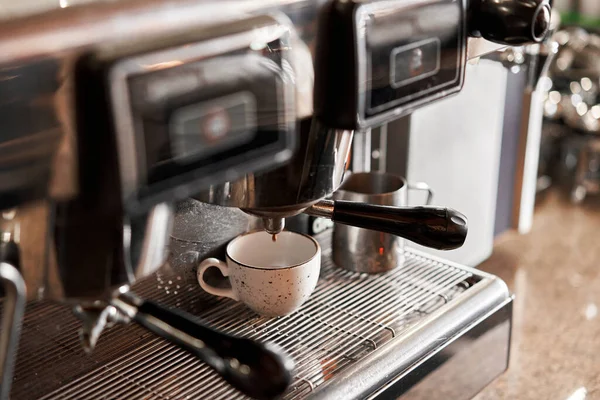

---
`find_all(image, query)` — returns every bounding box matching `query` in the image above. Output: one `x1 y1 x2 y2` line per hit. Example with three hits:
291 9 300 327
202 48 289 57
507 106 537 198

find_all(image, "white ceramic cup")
197 231 321 317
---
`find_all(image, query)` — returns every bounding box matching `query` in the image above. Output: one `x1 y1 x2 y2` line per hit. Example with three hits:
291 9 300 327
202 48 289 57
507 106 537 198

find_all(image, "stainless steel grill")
6 235 477 400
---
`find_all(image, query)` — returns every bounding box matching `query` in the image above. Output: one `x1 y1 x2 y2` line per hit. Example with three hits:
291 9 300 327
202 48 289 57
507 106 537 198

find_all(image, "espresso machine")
0 0 551 399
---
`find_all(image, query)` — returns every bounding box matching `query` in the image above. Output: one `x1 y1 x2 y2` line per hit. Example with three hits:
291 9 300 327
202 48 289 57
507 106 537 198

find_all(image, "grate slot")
8 244 473 400
38 339 166 400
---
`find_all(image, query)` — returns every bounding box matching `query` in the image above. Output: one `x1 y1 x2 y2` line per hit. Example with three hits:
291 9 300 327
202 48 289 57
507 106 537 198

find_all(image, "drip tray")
6 234 512 400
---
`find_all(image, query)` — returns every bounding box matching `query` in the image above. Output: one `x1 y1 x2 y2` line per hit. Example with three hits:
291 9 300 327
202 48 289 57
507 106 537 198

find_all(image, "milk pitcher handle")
197 258 239 300
407 182 434 205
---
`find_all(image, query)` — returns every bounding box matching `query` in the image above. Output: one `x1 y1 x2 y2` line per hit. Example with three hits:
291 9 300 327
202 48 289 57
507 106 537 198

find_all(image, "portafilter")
195 116 468 251
193 0 479 251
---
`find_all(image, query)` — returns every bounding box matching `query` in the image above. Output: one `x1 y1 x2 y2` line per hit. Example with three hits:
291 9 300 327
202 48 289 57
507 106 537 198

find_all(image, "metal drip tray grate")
6 239 474 400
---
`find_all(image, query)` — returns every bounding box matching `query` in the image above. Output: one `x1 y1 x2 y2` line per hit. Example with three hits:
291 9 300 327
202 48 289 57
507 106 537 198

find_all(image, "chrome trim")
305 199 335 219
7 234 512 399
195 121 354 216
0 0 500 210
263 217 286 235
467 37 507 60
0 262 26 400
0 0 498 65
306 272 509 399
0 0 300 64
132 202 174 281
367 296 513 399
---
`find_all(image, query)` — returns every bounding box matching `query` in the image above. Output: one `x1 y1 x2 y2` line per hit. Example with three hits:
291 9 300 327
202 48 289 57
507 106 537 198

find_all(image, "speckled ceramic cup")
197 231 321 317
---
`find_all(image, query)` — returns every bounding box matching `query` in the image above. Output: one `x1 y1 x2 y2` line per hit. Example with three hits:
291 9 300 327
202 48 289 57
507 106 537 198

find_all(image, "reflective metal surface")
110 291 295 399
0 262 26 400
73 304 127 353
0 201 173 365
3 202 173 303
0 0 303 307
0 0 513 218
368 298 512 400
5 232 511 399
195 118 354 219
468 0 551 45
331 172 432 274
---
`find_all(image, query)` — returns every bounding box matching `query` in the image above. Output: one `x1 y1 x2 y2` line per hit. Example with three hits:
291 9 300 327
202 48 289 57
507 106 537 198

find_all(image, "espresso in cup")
197 231 320 317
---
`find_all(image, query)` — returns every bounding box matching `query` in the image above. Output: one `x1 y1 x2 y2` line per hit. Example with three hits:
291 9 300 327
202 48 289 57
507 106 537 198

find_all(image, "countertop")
474 192 600 400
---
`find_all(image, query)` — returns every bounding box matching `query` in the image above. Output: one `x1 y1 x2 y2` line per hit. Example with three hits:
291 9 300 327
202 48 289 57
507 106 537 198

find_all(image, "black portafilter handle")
113 293 294 400
468 0 552 45
306 200 467 251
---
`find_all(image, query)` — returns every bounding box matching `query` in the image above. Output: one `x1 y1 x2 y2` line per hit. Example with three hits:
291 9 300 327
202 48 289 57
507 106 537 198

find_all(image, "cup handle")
197 258 239 301
408 182 434 205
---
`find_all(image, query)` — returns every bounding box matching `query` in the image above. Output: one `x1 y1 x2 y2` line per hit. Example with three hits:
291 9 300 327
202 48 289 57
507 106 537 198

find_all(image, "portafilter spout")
194 118 355 231
263 217 286 235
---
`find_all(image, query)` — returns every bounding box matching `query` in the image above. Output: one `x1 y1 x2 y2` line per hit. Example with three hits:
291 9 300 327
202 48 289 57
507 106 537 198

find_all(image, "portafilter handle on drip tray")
111 292 294 400
306 200 468 251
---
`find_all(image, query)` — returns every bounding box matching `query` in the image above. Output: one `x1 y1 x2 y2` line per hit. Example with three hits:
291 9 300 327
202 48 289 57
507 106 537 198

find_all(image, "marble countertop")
474 192 600 400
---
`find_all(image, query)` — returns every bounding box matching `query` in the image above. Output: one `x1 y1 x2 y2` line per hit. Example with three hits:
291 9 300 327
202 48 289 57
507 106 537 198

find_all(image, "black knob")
469 0 552 45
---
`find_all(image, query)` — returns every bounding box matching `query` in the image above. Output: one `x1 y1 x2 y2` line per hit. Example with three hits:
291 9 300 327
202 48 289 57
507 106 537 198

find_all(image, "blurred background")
476 3 600 398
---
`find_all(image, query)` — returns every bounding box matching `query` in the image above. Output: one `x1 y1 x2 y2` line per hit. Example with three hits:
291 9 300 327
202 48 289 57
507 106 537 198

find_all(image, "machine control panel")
315 0 466 130
76 15 296 214
361 0 466 124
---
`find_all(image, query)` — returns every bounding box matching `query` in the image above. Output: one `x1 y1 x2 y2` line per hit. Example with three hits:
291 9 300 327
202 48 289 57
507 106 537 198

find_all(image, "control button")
170 92 257 162
390 38 440 89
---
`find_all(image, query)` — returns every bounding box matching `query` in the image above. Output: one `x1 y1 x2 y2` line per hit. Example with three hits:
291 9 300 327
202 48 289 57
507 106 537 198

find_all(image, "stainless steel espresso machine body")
195 0 474 236
0 0 551 399
0 3 304 399
194 0 552 248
